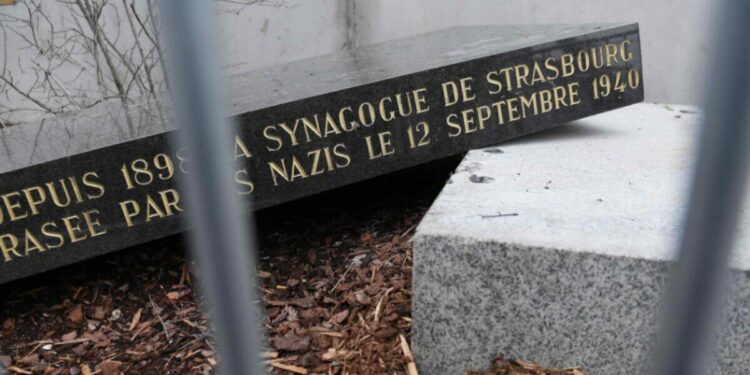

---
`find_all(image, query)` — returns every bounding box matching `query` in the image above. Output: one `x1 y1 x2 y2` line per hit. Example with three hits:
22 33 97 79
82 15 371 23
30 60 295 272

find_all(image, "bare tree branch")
0 0 285 129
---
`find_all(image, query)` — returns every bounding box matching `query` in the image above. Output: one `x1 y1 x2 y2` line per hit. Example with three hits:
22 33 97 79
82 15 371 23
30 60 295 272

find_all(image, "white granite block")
413 103 750 374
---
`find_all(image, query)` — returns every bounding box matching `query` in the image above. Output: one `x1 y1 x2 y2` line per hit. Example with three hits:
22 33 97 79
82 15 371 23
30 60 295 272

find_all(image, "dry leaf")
128 308 142 331
17 353 38 365
68 305 83 323
169 289 191 301
61 331 77 341
271 333 311 352
101 360 121 375
331 309 349 324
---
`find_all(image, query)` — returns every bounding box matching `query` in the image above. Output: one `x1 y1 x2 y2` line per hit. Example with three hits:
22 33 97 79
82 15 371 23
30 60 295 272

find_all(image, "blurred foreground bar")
160 1 264 374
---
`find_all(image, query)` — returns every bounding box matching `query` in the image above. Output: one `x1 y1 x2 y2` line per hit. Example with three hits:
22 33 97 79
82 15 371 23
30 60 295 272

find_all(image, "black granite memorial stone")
0 24 643 282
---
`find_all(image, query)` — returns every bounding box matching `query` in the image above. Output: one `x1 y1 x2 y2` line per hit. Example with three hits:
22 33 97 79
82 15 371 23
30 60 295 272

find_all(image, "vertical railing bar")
651 0 750 374
160 1 264 375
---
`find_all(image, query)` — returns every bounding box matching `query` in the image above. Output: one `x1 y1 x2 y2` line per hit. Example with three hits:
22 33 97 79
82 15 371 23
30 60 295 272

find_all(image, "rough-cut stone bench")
413 103 750 374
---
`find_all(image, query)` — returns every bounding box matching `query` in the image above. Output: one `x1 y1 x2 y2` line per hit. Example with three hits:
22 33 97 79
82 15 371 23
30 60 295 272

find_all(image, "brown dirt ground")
0 157 584 375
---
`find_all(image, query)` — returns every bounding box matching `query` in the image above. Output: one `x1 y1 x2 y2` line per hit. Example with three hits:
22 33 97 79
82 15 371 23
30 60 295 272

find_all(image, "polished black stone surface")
0 24 643 282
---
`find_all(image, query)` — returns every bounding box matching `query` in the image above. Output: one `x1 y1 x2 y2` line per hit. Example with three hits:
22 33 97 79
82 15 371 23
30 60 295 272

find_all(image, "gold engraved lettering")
560 53 575 77
0 209 109 262
365 131 395 160
2 192 28 221
621 40 633 61
448 81 581 133
323 113 342 137
498 68 513 90
407 121 431 148
513 64 530 89
332 143 351 168
446 113 462 137
267 144 350 186
544 57 560 80
459 78 475 103
506 98 521 122
263 125 283 152
461 108 480 134
605 43 619 66
308 148 326 176
338 107 357 131
41 222 64 249
23 229 46 256
145 194 167 222
520 94 538 118
0 234 20 262
395 93 413 116
486 71 503 95
83 209 107 238
68 177 85 203
268 160 289 186
539 90 553 113
530 62 547 85
62 214 87 243
379 97 396 122
442 78 474 106
490 101 507 125
358 102 377 127
591 46 605 69
234 135 253 160
301 115 322 142
120 200 140 227
235 169 255 195
22 186 46 216
160 189 183 216
118 189 183 227
279 122 300 146
82 172 105 199
577 50 591 72
289 157 309 180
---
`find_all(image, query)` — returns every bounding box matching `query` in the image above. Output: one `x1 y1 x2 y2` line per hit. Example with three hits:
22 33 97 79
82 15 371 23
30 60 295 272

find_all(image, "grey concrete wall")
1 0 712 124
353 0 713 106
218 0 713 105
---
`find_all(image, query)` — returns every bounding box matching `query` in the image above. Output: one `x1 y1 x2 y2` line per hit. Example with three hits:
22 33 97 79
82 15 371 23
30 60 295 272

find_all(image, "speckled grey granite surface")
413 104 750 374
414 235 666 374
413 235 750 374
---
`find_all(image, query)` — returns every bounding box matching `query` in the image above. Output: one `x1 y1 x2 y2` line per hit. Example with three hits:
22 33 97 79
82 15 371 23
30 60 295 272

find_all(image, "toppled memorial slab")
0 24 642 282
413 103 750 374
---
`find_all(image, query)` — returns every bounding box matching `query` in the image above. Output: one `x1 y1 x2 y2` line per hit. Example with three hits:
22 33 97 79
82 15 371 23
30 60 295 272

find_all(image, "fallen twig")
269 360 308 374
149 294 170 341
7 366 33 374
373 287 394 323
399 334 418 375
479 212 519 219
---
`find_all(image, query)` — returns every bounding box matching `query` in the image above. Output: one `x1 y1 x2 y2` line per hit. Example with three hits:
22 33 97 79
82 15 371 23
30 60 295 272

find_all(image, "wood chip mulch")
256 203 420 374
0 158 585 374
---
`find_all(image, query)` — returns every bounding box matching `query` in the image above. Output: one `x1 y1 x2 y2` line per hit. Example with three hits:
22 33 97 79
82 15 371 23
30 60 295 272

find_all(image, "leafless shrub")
0 0 283 136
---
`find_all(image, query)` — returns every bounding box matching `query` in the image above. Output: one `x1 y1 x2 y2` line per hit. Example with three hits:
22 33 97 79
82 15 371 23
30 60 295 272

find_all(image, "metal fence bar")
160 1 265 374
651 0 750 374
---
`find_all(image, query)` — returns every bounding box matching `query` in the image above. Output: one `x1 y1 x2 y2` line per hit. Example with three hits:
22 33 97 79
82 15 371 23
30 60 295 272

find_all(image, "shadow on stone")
507 121 621 146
